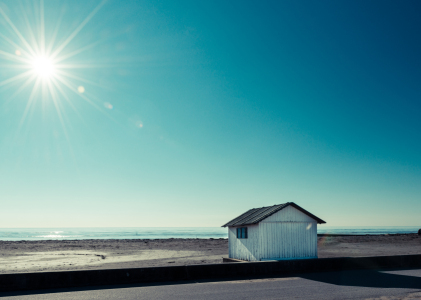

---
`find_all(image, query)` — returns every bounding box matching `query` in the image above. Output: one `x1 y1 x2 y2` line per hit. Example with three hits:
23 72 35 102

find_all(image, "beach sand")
1 234 421 274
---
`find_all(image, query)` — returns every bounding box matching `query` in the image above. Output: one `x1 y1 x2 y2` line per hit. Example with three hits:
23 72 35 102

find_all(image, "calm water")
318 226 420 235
0 227 227 241
0 226 420 241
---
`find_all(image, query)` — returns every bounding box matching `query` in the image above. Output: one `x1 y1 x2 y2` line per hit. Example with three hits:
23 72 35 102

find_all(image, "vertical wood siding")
258 221 317 260
262 205 316 223
229 206 318 261
228 224 259 261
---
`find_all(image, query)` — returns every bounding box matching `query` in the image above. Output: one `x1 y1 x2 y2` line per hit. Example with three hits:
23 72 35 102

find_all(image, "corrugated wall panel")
258 222 317 260
228 224 260 261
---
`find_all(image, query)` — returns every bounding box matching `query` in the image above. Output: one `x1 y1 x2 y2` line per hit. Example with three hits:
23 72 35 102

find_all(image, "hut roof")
222 202 326 227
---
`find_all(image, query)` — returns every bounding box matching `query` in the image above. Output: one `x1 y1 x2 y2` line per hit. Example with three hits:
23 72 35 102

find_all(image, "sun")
31 56 55 79
0 0 110 139
0 1 106 101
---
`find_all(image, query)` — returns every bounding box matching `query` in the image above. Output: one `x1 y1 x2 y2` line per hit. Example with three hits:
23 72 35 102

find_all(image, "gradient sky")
1 0 421 227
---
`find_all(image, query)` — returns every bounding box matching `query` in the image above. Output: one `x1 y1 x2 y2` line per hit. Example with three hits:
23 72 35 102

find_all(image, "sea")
0 226 420 241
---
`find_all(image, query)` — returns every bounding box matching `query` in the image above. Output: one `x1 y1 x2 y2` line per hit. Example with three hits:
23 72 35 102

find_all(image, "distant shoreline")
1 226 420 242
318 233 419 237
0 232 420 242
0 226 420 242
1 234 421 274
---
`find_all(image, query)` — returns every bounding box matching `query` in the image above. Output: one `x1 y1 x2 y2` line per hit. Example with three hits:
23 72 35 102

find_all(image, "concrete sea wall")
1 254 421 292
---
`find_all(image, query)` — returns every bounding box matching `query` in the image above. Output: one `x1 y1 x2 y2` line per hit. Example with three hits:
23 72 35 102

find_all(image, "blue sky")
0 0 420 227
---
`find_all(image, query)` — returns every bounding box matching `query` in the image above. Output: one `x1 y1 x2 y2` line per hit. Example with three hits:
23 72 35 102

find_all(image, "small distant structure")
222 202 326 261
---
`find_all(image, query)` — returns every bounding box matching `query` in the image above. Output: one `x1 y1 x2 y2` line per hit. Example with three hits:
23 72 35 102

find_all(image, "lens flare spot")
15 49 21 56
32 56 55 78
306 223 312 230
104 102 113 109
77 86 85 93
138 122 143 128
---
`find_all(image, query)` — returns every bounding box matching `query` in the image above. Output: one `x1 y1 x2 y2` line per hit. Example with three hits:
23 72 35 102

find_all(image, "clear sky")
1 0 420 228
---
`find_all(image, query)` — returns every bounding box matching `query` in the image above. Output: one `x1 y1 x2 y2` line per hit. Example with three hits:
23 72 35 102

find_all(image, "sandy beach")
1 234 421 274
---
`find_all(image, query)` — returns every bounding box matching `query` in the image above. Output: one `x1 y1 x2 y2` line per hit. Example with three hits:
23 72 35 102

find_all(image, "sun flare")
31 56 55 79
0 0 107 134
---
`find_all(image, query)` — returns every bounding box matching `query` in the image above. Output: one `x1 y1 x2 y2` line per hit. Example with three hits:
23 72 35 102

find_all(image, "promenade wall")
1 254 421 292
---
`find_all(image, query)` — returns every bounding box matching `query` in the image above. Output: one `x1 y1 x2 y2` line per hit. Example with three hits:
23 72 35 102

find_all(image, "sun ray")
40 0 45 55
0 70 33 87
7 74 37 104
55 69 109 89
47 80 69 134
54 74 120 125
54 63 111 69
46 8 65 56
0 64 29 69
0 32 32 58
32 0 42 53
18 0 41 55
18 77 41 128
0 6 36 57
53 74 103 111
41 80 47 109
0 49 32 64
48 79 78 162
53 40 103 63
51 0 106 60
50 76 85 121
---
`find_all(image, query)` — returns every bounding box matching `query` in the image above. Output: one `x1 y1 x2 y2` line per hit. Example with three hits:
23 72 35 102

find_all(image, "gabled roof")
221 202 326 227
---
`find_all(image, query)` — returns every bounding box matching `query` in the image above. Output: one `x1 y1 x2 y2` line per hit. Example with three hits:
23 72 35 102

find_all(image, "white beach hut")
222 202 326 261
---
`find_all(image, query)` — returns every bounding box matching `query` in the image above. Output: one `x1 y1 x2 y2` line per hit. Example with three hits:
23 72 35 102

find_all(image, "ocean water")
0 226 419 241
0 227 228 241
317 226 420 235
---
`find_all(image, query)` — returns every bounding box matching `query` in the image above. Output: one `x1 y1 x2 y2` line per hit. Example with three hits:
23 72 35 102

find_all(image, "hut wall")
258 221 317 260
262 205 316 222
259 206 317 260
228 224 259 261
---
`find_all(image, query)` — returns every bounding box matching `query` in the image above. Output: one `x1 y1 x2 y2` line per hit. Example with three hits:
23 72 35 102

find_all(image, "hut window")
236 227 248 239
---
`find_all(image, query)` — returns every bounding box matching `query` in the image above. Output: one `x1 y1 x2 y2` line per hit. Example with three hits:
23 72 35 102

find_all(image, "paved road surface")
2 269 421 299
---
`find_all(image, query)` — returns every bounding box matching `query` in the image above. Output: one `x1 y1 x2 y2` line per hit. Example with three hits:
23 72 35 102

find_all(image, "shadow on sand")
1 268 421 297
301 268 421 290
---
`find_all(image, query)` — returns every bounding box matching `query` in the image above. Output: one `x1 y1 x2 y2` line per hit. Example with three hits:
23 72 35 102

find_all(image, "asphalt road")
2 269 421 299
